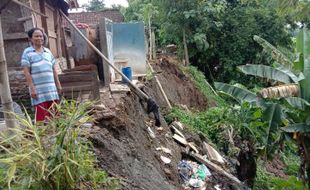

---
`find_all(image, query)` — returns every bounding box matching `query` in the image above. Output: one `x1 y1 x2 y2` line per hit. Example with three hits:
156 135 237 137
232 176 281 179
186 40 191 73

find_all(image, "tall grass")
0 99 118 190
181 66 227 107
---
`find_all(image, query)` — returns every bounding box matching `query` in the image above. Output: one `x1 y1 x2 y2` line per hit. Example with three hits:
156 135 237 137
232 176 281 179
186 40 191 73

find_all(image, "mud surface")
146 56 210 112
89 56 238 189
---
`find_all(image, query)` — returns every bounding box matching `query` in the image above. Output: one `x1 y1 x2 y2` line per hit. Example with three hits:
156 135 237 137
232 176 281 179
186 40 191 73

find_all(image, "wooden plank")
203 142 225 164
62 84 94 92
17 16 32 22
39 0 48 35
61 81 93 87
59 73 97 82
48 31 57 38
3 32 28 40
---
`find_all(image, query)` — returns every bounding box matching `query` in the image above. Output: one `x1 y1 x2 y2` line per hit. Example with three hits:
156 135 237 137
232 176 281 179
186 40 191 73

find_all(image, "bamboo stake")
0 14 16 129
183 29 189 66
190 152 245 188
147 61 172 109
59 11 149 101
11 0 48 18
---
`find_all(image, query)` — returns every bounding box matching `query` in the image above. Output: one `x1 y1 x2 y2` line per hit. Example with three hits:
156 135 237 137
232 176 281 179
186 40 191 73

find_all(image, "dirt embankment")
146 56 210 112
89 57 233 190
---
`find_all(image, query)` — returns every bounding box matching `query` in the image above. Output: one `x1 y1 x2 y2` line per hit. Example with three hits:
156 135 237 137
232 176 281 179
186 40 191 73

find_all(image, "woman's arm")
53 67 62 95
23 67 37 99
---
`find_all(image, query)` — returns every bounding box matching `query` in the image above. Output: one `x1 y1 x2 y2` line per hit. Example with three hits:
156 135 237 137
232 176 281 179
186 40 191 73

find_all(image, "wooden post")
147 61 172 109
0 14 16 129
183 29 189 66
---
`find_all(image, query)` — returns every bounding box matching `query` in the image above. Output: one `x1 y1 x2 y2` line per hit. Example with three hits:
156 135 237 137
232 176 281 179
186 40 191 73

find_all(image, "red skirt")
35 101 57 122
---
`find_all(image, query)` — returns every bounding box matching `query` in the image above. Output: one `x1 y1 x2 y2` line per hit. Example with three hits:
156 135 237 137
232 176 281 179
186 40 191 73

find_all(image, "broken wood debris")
156 146 172 155
203 142 225 164
188 142 199 154
170 121 184 130
172 134 188 146
170 125 185 138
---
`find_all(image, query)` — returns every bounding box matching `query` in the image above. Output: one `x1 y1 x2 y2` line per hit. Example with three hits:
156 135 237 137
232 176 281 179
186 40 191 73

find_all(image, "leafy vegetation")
0 100 118 190
82 0 105 12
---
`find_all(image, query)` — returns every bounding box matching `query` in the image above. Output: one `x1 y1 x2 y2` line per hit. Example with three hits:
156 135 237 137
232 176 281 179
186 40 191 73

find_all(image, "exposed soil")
88 56 241 189
265 155 289 179
145 55 211 112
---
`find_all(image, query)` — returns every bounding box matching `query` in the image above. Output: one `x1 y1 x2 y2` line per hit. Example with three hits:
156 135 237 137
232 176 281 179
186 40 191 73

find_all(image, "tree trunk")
151 29 156 60
0 14 16 129
183 29 189 66
148 16 152 60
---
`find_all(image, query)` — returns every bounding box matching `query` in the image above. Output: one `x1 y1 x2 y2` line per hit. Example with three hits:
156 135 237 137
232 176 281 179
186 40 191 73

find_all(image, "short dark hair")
27 28 44 38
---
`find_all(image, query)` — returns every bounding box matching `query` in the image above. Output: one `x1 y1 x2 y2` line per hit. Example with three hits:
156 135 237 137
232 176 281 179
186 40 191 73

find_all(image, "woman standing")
21 28 62 123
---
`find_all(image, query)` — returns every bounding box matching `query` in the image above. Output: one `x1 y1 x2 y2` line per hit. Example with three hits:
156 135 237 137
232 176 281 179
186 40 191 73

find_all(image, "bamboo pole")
59 11 149 101
183 29 189 66
147 61 172 109
0 14 16 129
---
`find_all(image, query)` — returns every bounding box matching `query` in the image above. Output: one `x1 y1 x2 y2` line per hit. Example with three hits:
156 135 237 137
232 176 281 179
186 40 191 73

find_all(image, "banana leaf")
297 28 310 102
253 35 293 68
263 103 283 156
237 64 299 84
281 123 310 133
214 82 257 103
284 97 310 110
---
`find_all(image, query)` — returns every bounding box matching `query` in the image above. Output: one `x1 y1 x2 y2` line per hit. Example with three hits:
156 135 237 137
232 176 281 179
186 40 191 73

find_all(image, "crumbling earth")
88 56 240 190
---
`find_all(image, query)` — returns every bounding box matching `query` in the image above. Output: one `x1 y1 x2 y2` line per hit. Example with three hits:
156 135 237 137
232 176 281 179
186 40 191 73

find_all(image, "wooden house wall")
1 0 68 106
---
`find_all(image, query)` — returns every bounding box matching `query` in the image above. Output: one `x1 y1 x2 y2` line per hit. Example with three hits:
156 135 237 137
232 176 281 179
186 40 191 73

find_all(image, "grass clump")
0 99 118 190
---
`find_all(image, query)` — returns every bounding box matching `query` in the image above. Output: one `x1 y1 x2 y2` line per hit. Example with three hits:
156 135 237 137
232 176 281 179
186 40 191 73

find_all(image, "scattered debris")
81 122 92 128
203 142 225 164
170 125 185 138
156 146 172 155
171 121 184 130
109 83 131 92
188 142 199 154
173 134 188 146
178 160 212 189
160 156 171 164
214 184 222 190
190 152 245 188
147 126 156 139
93 104 107 111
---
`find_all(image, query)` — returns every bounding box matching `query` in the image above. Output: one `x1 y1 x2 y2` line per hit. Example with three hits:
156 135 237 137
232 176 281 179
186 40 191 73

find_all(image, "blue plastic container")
121 67 132 84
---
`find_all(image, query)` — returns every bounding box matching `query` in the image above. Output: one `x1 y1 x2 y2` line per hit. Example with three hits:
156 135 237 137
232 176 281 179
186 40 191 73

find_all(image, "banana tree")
215 29 310 185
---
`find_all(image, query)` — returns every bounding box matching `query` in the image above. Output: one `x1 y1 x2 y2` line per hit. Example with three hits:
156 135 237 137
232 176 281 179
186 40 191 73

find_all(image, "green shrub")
0 100 118 190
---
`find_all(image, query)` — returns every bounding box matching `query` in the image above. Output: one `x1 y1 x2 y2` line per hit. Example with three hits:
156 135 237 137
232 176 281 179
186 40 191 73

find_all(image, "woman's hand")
30 86 38 99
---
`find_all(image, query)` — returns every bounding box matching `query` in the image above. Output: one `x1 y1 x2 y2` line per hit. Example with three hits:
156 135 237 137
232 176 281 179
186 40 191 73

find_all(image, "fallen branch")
190 152 245 189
